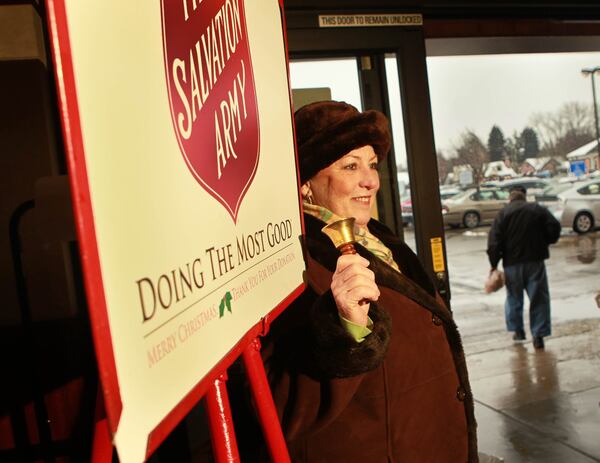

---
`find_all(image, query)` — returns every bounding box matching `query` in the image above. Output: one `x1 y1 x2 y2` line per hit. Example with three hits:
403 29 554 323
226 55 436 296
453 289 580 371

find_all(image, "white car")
553 179 600 234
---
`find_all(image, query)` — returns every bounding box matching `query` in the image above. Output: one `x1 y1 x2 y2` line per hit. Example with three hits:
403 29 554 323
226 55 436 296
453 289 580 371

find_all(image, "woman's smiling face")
304 145 380 228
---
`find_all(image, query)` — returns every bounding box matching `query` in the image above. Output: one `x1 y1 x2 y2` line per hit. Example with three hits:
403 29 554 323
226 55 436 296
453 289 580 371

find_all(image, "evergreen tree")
487 125 505 162
521 127 540 158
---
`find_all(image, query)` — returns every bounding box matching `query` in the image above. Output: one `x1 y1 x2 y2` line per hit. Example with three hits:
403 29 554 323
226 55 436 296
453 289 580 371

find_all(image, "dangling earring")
302 183 314 204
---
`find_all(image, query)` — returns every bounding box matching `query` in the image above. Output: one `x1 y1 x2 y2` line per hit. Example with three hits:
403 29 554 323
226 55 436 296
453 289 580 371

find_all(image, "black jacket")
487 199 561 268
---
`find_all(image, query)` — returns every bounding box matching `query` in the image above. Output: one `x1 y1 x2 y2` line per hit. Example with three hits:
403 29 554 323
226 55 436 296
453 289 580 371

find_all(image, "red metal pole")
205 373 241 463
242 338 291 463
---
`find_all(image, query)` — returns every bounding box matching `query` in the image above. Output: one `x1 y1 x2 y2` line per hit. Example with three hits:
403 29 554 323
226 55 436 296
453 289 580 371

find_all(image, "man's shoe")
533 336 545 349
512 329 526 341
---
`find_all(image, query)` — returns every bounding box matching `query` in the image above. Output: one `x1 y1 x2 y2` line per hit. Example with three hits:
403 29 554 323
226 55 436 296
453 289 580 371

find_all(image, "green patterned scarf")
303 201 400 272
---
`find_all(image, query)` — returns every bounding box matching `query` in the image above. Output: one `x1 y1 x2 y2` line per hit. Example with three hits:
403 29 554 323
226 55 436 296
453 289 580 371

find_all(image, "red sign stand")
89 332 293 462
90 391 113 463
205 374 241 462
243 339 291 463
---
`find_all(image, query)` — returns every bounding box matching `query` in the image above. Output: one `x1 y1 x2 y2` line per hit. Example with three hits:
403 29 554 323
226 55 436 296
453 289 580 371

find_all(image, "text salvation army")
161 0 260 221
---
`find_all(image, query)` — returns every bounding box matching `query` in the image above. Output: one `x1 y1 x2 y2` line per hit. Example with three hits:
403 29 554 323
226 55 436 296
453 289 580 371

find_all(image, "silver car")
553 179 600 234
442 188 509 228
494 177 552 197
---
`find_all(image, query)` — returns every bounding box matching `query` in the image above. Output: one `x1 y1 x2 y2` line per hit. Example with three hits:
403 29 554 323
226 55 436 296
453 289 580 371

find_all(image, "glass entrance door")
290 57 362 111
290 57 415 249
289 56 416 250
285 16 451 302
288 56 422 260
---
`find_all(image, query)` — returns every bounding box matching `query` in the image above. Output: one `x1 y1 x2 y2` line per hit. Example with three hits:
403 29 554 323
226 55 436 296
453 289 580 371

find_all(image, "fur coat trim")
308 290 392 378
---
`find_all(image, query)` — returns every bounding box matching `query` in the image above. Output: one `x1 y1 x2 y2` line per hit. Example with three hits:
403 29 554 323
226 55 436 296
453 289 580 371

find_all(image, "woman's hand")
331 254 380 327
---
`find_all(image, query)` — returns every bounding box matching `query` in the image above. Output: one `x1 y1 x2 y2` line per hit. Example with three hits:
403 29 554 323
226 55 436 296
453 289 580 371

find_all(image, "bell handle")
339 243 369 306
338 243 357 255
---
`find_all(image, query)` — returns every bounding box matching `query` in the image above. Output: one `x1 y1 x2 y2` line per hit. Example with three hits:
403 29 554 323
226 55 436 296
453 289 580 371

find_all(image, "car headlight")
442 205 449 215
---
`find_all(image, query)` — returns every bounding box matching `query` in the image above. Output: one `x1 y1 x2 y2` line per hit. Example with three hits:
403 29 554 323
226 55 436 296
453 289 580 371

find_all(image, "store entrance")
286 11 452 302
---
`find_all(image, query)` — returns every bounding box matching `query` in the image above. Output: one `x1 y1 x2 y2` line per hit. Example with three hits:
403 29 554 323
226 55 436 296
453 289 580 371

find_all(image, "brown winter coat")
262 214 478 462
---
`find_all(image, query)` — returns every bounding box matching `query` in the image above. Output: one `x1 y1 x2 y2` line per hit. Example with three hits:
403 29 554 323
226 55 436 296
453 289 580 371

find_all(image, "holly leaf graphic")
225 291 233 313
219 291 233 318
219 298 225 318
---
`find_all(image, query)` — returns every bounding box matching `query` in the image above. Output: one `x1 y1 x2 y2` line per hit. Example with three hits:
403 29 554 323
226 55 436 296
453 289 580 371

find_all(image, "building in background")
566 139 600 175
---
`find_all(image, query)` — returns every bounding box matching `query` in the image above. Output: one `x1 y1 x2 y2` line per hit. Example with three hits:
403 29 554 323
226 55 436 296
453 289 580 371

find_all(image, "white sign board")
459 169 474 186
47 0 304 461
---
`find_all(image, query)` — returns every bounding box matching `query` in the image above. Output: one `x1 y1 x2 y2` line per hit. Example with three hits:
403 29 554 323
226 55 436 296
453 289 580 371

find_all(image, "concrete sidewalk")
459 315 600 462
442 227 600 462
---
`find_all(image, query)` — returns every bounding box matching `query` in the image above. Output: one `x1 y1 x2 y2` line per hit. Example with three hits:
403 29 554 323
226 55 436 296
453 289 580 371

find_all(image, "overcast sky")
426 51 600 155
290 51 600 167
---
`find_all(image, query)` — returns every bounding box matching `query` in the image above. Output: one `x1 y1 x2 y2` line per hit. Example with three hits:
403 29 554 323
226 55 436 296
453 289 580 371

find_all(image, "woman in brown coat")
262 101 478 462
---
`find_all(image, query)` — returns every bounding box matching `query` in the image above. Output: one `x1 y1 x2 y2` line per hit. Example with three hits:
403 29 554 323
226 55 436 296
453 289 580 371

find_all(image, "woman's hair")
294 101 391 184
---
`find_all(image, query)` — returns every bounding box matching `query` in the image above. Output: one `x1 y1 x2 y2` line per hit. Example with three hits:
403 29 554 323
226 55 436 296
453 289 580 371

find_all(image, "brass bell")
322 218 358 255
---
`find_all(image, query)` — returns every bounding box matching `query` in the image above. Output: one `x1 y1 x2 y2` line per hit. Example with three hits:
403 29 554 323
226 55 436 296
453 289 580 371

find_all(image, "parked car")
489 177 576 213
494 177 552 196
553 179 600 234
401 197 413 226
401 187 462 227
440 186 463 200
533 183 574 213
442 188 510 228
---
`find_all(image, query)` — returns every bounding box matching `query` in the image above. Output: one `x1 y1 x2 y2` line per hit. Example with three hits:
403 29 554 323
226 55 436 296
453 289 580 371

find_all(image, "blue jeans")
504 261 551 337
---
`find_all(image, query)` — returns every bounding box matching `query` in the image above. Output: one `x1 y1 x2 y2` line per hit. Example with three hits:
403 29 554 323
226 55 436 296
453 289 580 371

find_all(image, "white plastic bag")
484 269 505 294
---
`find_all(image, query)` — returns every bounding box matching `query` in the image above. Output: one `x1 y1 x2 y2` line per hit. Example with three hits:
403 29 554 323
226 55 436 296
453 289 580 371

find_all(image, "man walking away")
487 186 561 349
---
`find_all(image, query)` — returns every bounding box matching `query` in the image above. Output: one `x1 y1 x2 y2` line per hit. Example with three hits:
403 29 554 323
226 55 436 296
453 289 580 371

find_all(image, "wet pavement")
406 227 600 462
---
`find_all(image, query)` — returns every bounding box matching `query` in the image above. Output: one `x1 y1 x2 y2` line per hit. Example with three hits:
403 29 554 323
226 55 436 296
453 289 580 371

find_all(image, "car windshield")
578 181 600 195
543 183 571 195
440 191 460 200
495 190 510 200
448 190 471 200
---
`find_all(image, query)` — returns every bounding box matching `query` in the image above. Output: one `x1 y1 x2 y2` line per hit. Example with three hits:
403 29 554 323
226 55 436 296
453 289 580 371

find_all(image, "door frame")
286 10 452 303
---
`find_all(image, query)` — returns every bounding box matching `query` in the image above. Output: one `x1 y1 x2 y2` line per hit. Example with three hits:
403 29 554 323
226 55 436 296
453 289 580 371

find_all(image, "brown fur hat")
294 101 392 184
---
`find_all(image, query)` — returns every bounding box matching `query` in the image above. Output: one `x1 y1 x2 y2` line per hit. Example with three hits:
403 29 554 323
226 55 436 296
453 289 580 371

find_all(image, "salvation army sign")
161 0 260 221
46 0 303 461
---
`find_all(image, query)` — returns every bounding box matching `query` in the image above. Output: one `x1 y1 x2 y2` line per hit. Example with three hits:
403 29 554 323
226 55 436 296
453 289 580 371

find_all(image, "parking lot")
441 225 600 325
404 225 600 462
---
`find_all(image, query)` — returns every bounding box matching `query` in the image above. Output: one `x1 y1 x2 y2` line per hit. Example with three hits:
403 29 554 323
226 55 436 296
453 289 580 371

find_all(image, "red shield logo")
161 0 260 222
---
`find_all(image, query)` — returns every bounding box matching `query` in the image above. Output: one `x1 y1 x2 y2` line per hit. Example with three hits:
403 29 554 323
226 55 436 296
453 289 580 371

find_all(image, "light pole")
581 66 600 151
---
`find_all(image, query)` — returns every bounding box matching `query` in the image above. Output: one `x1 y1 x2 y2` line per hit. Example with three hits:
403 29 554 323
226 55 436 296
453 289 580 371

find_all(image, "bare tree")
453 130 489 186
504 131 523 165
436 150 451 184
530 102 595 157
